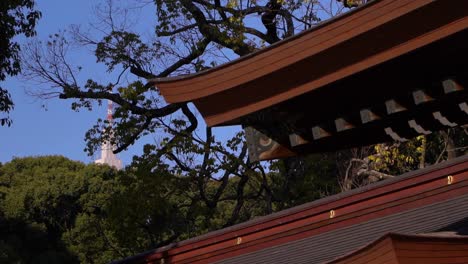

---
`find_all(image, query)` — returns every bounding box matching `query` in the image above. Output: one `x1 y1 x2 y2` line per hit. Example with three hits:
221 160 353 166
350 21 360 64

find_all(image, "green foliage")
0 0 41 126
368 136 426 175
0 156 121 263
0 153 342 263
270 154 339 210
368 128 468 176
95 31 153 72
0 156 232 262
0 216 77 264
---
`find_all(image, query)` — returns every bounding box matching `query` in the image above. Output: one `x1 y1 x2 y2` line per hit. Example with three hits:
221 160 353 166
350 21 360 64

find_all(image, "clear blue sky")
0 1 239 166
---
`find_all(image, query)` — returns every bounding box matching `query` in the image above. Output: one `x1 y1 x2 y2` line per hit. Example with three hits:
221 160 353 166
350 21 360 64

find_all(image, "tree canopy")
0 0 41 126
0 155 338 263
21 0 357 154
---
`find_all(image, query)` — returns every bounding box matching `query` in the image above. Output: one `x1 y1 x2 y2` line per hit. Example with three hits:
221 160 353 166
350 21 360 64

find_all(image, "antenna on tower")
95 86 123 170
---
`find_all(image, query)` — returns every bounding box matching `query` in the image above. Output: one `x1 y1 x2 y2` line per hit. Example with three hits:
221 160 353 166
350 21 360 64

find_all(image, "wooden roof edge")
147 0 376 86
202 17 468 126
172 154 468 244
324 232 394 264
325 232 468 264
112 155 468 264
152 0 466 106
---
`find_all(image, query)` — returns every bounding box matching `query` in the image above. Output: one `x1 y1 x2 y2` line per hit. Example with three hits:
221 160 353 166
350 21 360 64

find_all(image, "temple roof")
327 233 468 264
114 155 468 264
151 0 468 161
152 0 468 127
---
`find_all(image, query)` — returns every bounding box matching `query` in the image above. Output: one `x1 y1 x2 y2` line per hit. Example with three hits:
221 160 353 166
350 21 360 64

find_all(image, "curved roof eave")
150 0 468 128
149 0 374 85
150 0 386 102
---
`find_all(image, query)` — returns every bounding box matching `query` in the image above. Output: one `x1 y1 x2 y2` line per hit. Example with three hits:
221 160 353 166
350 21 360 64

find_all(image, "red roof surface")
114 155 468 264
327 233 468 264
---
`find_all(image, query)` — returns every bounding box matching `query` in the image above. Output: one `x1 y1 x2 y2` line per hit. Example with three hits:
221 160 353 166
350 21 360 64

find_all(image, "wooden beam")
433 111 457 127
289 133 309 147
360 109 381 124
442 79 464 94
312 126 332 140
460 102 468 115
335 118 355 132
385 99 407 114
384 127 408 142
412 90 433 105
244 126 295 161
408 119 431 135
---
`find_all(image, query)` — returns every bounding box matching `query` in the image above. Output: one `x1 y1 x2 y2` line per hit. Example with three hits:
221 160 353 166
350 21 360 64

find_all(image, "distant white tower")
95 99 123 170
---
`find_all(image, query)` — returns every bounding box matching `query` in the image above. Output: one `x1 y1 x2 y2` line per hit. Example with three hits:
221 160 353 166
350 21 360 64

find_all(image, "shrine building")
115 0 468 263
